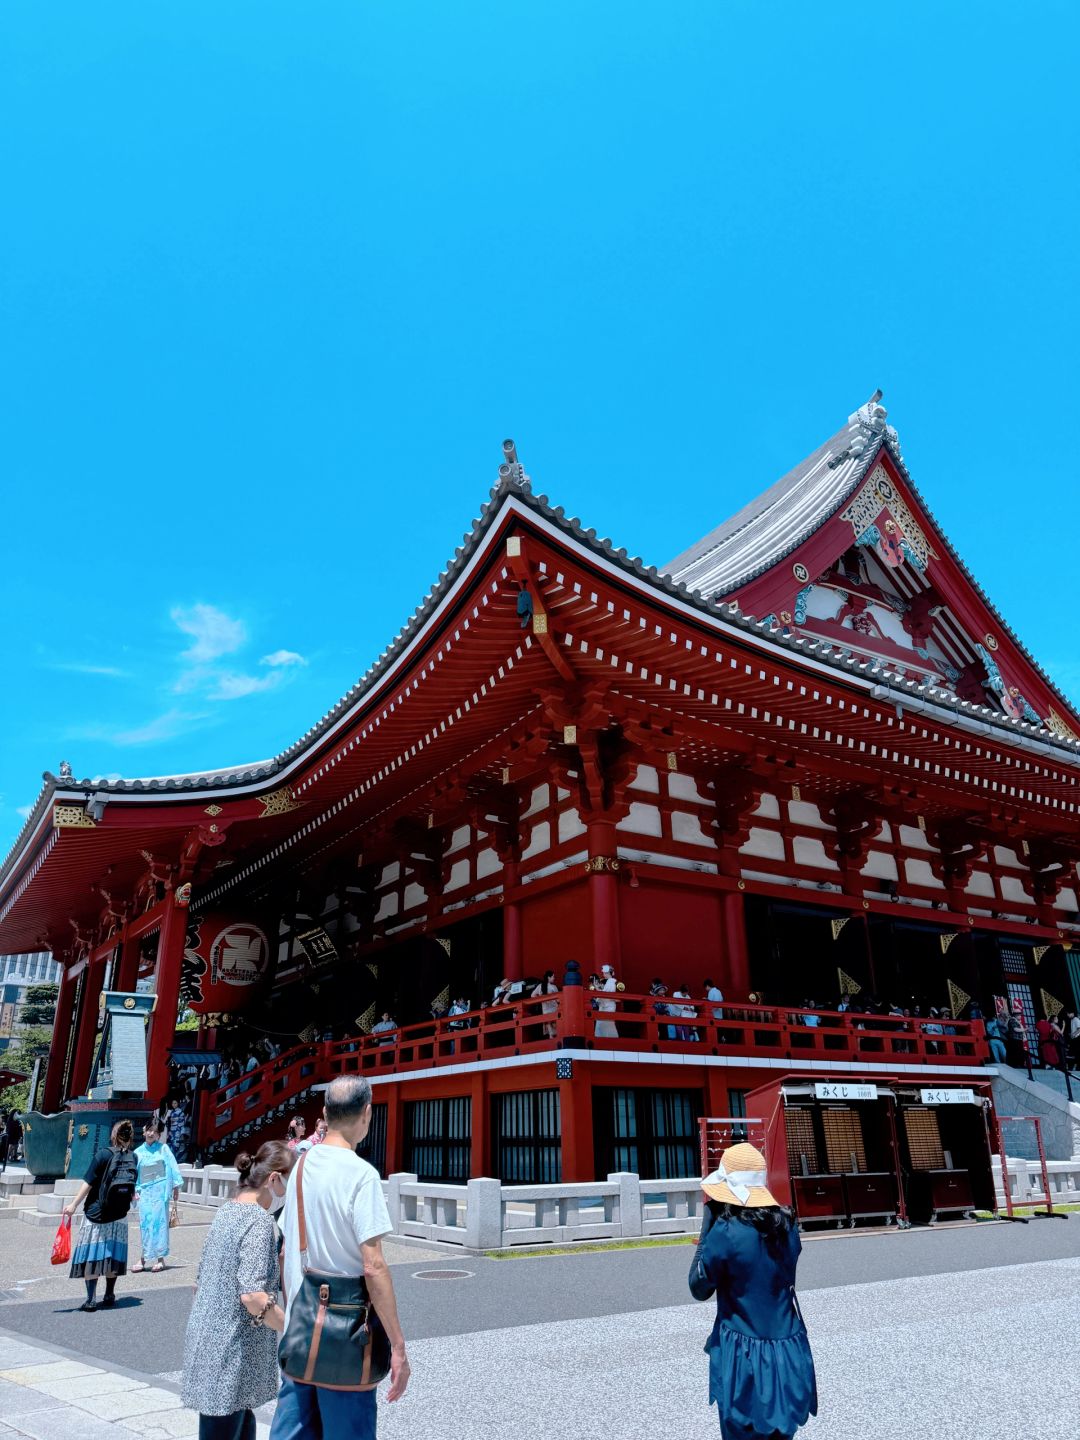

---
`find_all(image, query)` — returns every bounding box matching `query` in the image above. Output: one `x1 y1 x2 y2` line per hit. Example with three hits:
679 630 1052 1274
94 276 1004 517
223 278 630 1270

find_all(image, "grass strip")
484 1234 697 1260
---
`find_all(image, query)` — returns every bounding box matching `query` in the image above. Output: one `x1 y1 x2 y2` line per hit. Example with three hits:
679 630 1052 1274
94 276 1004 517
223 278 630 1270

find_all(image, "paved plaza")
1 1208 1079 1437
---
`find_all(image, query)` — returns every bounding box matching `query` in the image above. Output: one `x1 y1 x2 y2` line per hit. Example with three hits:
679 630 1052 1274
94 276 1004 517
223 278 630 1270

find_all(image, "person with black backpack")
62 1118 139 1312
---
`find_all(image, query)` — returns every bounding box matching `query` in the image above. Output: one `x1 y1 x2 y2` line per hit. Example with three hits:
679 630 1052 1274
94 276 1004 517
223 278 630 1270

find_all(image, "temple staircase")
989 1064 1080 1161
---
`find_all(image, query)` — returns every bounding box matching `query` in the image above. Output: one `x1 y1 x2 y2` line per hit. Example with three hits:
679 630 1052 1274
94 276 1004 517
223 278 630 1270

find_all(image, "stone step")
18 1208 64 1227
53 1179 84 1197
0 1207 22 1222
6 1194 41 1209
35 1194 66 1215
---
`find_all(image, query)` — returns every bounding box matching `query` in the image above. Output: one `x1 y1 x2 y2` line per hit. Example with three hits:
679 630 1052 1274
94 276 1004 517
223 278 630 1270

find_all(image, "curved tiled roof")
5 398 1080 898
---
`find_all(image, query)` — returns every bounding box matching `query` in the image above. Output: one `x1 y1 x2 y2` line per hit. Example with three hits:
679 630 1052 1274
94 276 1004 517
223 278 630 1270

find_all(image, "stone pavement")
0 1332 272 1440
4 1251 1079 1438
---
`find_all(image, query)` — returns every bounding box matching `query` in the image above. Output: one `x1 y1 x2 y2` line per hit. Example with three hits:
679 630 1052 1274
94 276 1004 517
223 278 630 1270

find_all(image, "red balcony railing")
197 991 989 1147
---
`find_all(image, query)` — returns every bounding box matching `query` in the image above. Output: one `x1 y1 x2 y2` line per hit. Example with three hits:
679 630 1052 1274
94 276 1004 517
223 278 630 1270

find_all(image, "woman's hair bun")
234 1150 254 1180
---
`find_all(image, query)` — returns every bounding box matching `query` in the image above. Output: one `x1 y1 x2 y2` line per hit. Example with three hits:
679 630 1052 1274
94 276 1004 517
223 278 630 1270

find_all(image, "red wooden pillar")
502 859 523 981
587 820 621 974
705 1067 727 1122
115 923 142 993
384 1083 404 1174
559 1062 594 1181
720 889 750 999
146 893 187 1105
68 957 108 1098
469 1070 488 1177
42 966 79 1112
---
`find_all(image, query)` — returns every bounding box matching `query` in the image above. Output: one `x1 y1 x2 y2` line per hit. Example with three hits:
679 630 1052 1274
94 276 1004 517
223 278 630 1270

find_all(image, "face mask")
267 1177 287 1214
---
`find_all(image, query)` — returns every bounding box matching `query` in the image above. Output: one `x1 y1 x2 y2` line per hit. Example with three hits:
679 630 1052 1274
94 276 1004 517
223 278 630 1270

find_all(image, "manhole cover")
411 1269 474 1281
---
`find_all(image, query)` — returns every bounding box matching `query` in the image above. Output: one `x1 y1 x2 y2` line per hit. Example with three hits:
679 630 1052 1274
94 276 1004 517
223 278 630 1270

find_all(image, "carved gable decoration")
839 467 935 573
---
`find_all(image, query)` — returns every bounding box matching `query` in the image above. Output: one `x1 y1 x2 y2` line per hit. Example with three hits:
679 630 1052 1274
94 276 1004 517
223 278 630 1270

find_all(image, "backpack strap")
296 1149 309 1264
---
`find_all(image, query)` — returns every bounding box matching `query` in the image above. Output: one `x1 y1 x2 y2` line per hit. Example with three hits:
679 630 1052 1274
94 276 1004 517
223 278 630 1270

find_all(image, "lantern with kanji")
182 914 272 1014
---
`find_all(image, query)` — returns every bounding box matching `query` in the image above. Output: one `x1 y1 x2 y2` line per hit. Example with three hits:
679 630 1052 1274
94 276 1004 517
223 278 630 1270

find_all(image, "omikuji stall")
746 1074 998 1229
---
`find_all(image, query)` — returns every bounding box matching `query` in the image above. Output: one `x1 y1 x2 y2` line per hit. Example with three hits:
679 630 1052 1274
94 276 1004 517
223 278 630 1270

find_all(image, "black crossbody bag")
278 1151 392 1391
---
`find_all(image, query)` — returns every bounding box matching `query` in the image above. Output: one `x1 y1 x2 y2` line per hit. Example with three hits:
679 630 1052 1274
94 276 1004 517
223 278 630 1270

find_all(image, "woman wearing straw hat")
689 1142 817 1440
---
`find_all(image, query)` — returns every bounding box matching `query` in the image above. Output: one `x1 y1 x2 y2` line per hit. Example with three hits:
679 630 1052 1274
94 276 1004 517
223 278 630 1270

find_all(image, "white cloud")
71 710 207 746
16 804 34 820
171 604 247 663
209 671 284 701
261 649 308 668
51 661 130 678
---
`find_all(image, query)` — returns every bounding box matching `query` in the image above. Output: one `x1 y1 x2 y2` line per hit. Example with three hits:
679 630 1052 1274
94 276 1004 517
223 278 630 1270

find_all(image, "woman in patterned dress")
63 1118 137 1312
182 1140 295 1440
132 1119 183 1274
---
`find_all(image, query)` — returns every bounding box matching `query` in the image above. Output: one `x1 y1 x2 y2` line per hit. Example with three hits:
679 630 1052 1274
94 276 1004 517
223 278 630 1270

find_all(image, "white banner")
919 1087 977 1106
814 1082 879 1102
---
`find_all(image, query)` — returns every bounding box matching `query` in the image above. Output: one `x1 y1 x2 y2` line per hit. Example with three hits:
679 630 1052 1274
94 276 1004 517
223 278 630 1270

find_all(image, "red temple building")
4 395 1080 1192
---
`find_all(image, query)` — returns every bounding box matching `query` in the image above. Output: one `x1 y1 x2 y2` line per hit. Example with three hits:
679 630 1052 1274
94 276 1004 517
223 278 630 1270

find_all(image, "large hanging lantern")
182 913 272 1014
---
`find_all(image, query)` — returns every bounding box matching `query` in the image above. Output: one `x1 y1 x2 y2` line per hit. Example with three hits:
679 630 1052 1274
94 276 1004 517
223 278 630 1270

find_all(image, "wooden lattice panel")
903 1107 945 1170
785 1109 821 1177
821 1107 867 1174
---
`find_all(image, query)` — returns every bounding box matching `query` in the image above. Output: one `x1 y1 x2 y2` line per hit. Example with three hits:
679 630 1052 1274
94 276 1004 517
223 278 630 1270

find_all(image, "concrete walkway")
0 1331 271 1439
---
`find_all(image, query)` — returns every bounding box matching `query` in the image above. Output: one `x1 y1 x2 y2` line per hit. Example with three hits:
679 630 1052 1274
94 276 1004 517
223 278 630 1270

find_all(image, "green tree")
1 1026 53 1112
18 984 59 1027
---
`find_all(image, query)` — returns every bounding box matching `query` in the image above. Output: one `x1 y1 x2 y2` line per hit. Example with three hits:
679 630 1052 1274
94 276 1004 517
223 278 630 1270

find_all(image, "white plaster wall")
380 861 400 885
1056 888 1079 912
622 802 663 838
862 850 899 881
965 871 995 898
899 825 932 851
904 857 943 888
788 800 828 830
753 793 780 820
671 810 711 847
521 823 550 861
476 846 503 879
792 835 839 871
403 882 426 911
994 845 1023 869
446 826 471 855
523 785 549 818
1000 875 1032 904
631 764 660 793
558 808 587 843
444 859 470 893
375 891 399 921
740 827 785 860
668 773 705 803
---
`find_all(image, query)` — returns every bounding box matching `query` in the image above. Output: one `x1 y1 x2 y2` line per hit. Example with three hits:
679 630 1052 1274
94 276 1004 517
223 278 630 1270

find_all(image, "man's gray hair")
325 1074 373 1124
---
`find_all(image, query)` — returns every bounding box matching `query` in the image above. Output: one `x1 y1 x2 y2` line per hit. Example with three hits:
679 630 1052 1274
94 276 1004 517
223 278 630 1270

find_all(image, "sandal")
131 1261 145 1273
150 1261 165 1273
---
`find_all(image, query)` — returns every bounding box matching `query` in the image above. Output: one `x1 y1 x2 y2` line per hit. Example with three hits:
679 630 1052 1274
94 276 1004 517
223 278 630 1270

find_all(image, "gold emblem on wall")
1041 989 1064 1019
54 805 96 830
78 1125 89 1138
837 968 862 996
259 787 303 818
204 804 223 817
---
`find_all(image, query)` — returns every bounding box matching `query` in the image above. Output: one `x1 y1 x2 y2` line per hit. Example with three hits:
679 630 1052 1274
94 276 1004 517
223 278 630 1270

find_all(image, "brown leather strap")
296 1149 308 1259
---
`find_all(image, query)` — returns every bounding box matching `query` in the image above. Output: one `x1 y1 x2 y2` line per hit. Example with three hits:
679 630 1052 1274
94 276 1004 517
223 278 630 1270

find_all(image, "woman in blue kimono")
689 1143 817 1440
132 1118 183 1273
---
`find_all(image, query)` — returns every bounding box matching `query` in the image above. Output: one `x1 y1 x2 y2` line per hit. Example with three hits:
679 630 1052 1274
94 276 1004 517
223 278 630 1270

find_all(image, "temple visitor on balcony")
800 1001 820 1029
182 1140 294 1440
532 969 560 1038
650 979 676 1040
1036 1014 1065 1069
490 977 513 1006
595 965 620 1038
371 1012 398 1045
131 1119 183 1274
690 1142 817 1440
1065 1009 1080 1066
705 978 724 1022
672 985 699 1042
984 1015 1007 1065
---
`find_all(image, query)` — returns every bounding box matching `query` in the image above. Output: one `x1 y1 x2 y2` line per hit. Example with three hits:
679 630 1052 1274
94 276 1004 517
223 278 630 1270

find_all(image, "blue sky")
2 1 1078 853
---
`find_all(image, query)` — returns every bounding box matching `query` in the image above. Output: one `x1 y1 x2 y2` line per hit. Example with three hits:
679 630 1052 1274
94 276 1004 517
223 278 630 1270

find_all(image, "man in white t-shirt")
271 1075 410 1438
704 977 724 1023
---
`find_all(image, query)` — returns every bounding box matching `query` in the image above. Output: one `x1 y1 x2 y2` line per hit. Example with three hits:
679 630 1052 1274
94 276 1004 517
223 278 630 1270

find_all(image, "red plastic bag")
50 1214 71 1266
